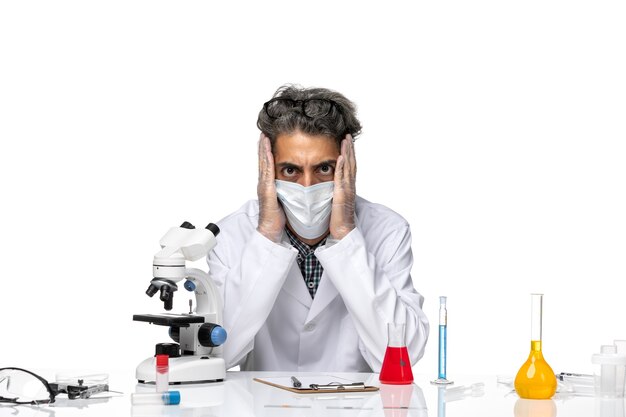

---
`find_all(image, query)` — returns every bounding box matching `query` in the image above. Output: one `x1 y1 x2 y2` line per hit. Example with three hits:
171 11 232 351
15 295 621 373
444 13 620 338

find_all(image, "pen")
291 376 302 388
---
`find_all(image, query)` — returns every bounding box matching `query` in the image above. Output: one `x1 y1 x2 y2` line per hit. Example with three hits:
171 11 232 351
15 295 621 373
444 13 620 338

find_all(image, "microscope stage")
133 313 205 327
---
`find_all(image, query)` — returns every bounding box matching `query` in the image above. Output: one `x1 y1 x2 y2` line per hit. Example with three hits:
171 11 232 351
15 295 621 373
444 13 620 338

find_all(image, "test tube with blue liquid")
431 296 453 385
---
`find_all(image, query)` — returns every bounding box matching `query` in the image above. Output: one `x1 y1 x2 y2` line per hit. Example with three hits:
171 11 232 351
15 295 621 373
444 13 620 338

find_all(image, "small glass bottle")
514 293 557 399
591 344 626 398
380 323 414 384
131 391 180 406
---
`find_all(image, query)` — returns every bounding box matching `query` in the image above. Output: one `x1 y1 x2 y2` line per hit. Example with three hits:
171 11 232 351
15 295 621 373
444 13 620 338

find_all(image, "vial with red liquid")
155 354 169 392
379 323 414 384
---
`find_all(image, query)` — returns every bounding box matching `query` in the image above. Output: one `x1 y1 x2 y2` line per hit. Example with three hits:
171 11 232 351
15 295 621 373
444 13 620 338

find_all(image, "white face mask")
275 180 334 240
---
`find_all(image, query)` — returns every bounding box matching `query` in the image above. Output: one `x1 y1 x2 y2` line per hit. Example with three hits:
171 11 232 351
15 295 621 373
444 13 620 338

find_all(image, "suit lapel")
305 270 339 323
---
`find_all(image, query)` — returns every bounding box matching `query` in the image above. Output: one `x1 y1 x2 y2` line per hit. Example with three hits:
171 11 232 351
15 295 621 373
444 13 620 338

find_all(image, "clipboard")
253 375 379 394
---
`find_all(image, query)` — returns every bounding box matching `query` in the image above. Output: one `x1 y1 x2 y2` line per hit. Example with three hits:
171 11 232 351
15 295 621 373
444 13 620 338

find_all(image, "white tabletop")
0 371 622 417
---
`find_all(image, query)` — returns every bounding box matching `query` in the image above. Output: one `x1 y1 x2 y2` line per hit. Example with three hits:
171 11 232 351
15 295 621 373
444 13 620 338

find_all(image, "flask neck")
530 340 543 352
530 294 543 341
386 323 407 347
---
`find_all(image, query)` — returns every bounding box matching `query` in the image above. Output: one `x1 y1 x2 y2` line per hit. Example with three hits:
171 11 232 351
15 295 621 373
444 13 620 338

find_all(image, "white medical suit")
207 196 429 372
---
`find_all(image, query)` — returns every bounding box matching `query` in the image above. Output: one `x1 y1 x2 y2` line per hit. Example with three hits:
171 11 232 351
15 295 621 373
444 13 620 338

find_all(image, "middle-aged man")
207 85 429 371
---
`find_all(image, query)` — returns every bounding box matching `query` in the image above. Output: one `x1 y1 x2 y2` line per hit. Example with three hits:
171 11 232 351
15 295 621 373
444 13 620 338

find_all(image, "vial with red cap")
155 354 169 392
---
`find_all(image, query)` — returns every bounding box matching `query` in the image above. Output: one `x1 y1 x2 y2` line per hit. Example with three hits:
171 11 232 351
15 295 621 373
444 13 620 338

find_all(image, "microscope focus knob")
184 280 196 292
198 323 227 347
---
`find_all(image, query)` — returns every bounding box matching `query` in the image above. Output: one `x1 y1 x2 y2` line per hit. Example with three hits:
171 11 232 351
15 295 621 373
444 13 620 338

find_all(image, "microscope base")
136 355 225 384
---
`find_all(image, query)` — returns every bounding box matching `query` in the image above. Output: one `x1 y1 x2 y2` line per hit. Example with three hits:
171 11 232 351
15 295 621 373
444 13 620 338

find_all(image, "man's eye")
283 167 297 177
319 165 333 175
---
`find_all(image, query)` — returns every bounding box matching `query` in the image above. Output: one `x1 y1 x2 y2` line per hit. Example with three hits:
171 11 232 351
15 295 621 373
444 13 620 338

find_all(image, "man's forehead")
273 132 340 162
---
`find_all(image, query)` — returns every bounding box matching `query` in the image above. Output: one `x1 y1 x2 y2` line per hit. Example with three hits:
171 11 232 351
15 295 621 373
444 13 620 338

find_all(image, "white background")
1 0 625 380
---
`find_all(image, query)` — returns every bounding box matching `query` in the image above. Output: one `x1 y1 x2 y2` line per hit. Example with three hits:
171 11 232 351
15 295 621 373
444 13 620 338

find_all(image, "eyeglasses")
263 98 338 120
309 382 366 390
0 368 56 405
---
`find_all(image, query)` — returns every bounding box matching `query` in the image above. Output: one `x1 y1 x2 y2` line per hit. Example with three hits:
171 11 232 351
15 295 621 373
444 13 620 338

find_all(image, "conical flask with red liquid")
380 323 414 384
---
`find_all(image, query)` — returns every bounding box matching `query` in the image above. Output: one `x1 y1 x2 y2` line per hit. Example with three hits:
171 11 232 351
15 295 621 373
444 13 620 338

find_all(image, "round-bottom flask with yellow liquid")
514 294 557 399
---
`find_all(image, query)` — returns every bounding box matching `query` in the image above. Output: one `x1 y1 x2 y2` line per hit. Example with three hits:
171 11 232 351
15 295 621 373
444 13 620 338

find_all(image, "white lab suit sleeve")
207 230 297 369
315 225 429 372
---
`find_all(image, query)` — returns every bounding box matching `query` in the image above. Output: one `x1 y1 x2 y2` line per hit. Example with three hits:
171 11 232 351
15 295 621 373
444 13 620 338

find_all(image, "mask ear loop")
0 367 56 405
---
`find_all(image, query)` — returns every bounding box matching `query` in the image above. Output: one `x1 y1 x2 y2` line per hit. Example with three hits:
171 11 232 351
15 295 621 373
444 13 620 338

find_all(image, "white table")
0 371 622 417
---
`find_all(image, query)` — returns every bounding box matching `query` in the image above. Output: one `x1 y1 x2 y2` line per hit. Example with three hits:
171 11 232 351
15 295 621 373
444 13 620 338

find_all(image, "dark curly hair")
257 84 362 150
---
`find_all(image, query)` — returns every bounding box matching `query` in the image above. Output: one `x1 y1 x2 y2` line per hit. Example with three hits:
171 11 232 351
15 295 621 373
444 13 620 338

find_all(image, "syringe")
556 372 594 396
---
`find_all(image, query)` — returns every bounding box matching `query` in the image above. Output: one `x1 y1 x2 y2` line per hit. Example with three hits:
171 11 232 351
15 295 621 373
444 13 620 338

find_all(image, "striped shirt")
285 227 327 299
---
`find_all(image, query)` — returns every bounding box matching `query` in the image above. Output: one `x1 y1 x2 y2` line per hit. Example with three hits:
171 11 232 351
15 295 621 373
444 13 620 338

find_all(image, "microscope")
133 221 227 384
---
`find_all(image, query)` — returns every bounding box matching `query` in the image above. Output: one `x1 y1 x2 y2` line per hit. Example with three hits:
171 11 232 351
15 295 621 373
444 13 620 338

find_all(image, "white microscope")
133 221 226 384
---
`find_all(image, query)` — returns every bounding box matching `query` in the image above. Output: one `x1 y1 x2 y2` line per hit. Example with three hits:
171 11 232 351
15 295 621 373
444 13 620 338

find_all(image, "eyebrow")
275 160 337 171
313 159 337 169
276 162 303 171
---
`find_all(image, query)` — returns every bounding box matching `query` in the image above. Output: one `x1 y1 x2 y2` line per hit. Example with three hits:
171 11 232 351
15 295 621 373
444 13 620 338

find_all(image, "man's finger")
347 135 356 177
264 136 275 181
341 138 351 180
335 154 346 194
258 133 266 180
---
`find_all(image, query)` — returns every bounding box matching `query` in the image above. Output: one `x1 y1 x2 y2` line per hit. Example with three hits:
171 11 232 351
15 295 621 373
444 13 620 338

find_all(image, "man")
207 85 429 372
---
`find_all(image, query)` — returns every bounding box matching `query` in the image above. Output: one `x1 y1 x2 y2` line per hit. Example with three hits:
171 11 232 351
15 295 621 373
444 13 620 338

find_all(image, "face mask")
275 180 334 240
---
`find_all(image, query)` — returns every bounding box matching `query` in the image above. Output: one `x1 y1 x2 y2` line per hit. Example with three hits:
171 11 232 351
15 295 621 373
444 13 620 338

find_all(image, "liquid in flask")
380 323 414 385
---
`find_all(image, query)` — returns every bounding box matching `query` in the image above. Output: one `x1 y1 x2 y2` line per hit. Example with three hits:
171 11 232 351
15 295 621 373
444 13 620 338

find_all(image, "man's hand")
257 134 286 243
330 134 357 240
